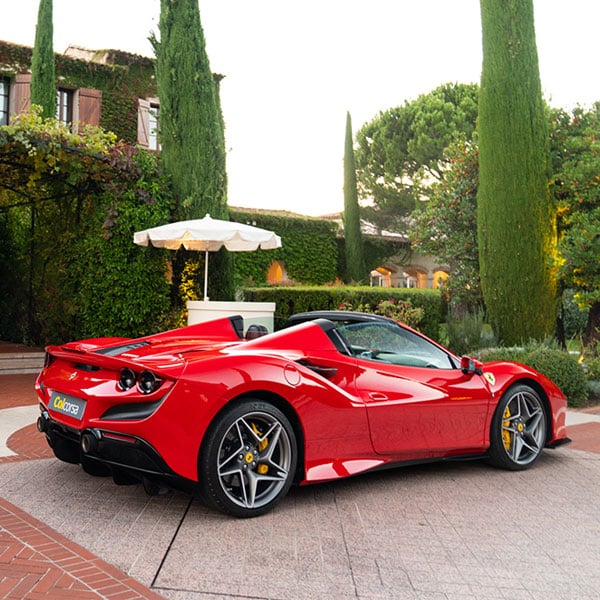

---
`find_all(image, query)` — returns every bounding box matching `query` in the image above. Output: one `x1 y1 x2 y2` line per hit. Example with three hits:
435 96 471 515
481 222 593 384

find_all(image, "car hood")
481 360 566 401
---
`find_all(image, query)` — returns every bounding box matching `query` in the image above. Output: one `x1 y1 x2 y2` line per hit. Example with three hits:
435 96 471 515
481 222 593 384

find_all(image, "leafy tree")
30 0 55 118
0 211 24 340
355 82 478 231
552 103 600 351
410 139 482 314
559 209 600 346
478 0 557 344
343 112 366 282
153 0 233 300
0 110 172 343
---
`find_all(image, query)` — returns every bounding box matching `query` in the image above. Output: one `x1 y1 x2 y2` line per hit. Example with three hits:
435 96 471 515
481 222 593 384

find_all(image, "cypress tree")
343 112 366 283
30 0 55 118
153 0 232 299
154 0 227 220
478 0 557 344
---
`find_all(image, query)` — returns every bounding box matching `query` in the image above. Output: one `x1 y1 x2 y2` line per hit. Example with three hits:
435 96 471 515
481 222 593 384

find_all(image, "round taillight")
138 370 159 394
119 368 136 391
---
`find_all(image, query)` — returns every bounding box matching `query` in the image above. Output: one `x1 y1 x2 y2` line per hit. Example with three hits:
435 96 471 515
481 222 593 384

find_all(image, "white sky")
1 1 599 216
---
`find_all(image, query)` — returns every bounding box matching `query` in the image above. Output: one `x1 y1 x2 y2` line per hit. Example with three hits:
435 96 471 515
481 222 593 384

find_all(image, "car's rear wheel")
488 384 547 470
199 400 297 518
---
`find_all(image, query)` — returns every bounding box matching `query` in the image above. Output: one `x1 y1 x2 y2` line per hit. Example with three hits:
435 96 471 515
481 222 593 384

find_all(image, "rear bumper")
37 410 195 490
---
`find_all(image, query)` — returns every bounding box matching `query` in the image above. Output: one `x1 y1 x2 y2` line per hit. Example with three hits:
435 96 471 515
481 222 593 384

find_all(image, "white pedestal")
186 301 276 332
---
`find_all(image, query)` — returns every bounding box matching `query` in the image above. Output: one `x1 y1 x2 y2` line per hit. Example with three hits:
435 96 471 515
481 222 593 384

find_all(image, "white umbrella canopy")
133 214 282 301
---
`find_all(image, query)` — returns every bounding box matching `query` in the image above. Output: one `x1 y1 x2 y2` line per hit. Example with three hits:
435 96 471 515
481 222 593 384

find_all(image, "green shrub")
587 380 600 402
340 298 425 330
523 348 587 408
446 310 497 356
245 286 442 341
561 288 588 340
582 356 600 381
580 355 600 404
476 346 530 364
476 344 588 407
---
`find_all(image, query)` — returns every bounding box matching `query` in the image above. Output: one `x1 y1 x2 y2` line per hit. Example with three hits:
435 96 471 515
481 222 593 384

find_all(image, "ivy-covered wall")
0 41 156 142
337 235 409 284
230 209 340 285
0 111 173 345
230 209 409 288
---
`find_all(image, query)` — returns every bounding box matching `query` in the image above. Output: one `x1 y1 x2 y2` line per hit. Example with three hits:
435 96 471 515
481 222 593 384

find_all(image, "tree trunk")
583 301 600 352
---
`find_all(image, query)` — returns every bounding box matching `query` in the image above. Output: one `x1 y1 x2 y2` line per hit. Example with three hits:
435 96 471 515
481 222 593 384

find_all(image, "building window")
56 88 73 124
137 98 161 150
433 270 449 289
267 261 288 284
0 77 9 126
148 103 160 150
370 267 392 288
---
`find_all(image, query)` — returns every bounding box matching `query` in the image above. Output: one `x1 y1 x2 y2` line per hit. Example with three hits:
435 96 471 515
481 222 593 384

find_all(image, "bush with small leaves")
524 348 588 408
446 310 497 356
477 345 588 407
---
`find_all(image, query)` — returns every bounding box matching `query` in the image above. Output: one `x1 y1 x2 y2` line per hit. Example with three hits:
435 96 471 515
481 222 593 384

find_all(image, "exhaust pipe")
37 411 49 433
81 429 102 454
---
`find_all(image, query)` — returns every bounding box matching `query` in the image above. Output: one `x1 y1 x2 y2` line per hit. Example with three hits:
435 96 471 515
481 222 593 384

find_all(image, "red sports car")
35 311 570 517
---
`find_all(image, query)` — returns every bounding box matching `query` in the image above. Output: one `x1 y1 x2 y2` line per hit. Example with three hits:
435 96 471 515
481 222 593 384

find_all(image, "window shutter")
10 74 31 118
78 88 102 126
137 99 150 147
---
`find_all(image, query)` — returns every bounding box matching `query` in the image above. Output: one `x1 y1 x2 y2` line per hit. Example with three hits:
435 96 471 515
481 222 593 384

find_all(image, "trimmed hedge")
244 286 442 341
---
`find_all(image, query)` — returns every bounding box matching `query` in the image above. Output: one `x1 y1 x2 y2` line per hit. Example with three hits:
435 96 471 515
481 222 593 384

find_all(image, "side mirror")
461 355 483 376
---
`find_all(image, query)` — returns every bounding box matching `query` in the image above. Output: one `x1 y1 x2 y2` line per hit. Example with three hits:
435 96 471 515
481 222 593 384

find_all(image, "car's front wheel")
488 384 547 470
199 400 297 518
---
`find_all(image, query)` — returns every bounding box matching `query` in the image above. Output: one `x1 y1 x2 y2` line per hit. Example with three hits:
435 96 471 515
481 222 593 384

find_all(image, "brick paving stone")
0 498 164 599
5 424 53 462
2 448 600 599
2 362 600 599
567 422 600 453
0 374 38 409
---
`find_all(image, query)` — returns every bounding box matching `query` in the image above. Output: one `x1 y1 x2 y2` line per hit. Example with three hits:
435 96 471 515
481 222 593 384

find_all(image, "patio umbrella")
133 213 282 301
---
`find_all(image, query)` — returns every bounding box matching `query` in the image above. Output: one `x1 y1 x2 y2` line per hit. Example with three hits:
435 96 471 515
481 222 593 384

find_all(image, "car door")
340 321 493 457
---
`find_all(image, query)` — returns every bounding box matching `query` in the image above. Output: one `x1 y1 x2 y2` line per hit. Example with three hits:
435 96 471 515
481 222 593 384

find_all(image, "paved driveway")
2 445 600 599
1 371 600 599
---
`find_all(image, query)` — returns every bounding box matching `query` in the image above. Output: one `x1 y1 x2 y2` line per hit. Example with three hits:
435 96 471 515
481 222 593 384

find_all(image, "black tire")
199 400 297 518
488 384 547 470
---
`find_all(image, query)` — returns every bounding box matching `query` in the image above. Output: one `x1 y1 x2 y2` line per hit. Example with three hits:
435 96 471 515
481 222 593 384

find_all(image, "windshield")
336 321 456 369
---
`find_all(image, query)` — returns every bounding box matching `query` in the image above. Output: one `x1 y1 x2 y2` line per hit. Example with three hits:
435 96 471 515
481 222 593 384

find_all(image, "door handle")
368 392 388 401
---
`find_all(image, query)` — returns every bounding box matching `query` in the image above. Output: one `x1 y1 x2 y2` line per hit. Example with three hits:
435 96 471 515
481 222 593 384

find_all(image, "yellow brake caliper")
502 406 512 450
251 423 269 474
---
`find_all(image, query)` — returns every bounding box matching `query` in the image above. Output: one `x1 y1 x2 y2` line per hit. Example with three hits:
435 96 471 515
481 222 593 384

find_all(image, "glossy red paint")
35 312 570 517
479 360 569 444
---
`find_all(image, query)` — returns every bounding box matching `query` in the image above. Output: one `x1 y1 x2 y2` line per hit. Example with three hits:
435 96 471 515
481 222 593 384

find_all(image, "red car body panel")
482 360 569 444
35 314 570 492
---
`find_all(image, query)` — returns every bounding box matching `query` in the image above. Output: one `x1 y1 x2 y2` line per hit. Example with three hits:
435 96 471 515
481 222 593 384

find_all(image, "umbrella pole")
203 248 209 301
